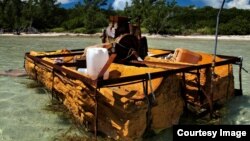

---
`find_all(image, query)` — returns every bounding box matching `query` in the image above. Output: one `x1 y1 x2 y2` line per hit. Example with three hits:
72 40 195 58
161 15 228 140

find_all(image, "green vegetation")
0 0 250 35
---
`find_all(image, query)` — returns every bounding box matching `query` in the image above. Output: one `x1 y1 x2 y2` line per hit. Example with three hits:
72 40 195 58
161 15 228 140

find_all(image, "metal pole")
213 0 226 66
211 0 226 117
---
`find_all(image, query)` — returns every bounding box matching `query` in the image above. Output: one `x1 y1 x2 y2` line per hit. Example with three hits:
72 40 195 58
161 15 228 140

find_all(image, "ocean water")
0 36 249 141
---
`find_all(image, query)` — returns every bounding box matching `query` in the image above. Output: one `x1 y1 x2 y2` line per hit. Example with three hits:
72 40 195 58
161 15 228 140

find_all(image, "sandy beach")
1 32 250 41
143 34 250 41
0 32 103 37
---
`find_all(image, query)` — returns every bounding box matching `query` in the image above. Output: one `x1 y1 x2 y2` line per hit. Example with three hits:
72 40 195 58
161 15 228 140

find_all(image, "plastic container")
86 47 109 80
173 48 202 64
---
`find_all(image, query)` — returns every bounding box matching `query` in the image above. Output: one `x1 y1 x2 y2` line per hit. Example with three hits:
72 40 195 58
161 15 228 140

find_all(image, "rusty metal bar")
25 53 97 90
98 56 240 87
130 60 195 69
237 57 243 96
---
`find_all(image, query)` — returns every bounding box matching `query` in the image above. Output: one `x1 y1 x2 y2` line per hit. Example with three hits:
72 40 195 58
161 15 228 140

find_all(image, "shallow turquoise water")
0 36 249 141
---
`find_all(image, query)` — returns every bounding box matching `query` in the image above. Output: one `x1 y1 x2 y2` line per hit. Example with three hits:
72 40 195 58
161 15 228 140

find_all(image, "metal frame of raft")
25 49 243 91
24 48 243 139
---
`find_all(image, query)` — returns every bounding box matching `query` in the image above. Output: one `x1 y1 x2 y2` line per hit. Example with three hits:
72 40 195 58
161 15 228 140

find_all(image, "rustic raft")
24 50 184 140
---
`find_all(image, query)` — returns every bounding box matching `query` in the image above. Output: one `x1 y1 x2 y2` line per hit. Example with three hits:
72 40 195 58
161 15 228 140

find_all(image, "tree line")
1 0 250 35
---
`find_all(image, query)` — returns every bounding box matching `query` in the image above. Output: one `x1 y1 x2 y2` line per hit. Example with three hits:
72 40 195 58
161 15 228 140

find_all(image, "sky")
59 0 250 10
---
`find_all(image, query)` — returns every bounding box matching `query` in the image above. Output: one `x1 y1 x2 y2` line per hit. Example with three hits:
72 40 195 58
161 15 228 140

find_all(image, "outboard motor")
102 16 148 63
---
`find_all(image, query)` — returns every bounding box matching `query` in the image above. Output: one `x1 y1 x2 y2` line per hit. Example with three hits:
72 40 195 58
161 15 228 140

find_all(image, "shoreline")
1 32 250 41
143 34 250 41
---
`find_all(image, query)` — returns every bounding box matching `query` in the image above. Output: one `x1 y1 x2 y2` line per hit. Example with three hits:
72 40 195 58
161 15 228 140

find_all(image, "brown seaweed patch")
35 87 48 94
53 132 114 141
44 99 73 124
179 103 227 125
53 135 91 141
26 81 44 88
52 124 98 141
25 81 48 94
44 99 116 141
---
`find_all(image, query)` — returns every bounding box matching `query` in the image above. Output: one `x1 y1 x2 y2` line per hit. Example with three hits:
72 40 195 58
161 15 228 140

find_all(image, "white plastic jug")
86 47 109 80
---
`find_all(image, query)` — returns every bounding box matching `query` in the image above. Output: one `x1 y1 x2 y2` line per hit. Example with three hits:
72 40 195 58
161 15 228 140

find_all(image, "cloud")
226 0 250 9
199 0 250 9
112 0 132 10
199 0 222 8
57 0 78 4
